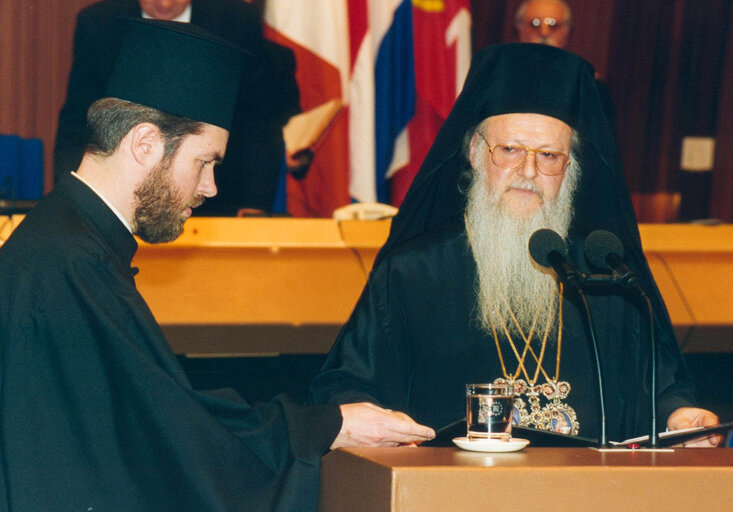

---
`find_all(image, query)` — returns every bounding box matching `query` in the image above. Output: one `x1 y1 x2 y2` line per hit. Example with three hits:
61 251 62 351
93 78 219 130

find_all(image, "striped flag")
265 0 471 217
391 0 471 206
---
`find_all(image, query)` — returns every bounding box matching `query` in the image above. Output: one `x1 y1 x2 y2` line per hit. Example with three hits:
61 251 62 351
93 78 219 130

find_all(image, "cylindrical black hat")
106 18 245 130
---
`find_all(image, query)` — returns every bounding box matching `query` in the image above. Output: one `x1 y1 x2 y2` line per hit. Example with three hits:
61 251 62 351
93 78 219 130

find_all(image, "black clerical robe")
0 175 340 511
309 217 698 442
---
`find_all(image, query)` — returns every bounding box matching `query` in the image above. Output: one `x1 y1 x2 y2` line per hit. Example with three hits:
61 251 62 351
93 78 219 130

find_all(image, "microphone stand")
584 229 659 448
581 273 658 448
642 292 658 447
568 276 610 448
529 230 611 449
611 272 658 448
546 255 610 447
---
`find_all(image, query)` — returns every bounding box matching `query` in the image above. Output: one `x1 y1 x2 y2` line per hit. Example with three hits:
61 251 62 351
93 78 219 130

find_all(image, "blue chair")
0 134 43 201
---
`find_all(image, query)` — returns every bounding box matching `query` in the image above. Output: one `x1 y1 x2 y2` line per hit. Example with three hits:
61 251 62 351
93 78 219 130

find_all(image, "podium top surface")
329 446 733 468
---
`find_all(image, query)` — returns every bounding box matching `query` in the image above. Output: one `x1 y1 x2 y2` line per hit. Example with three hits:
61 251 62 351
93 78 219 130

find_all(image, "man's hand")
667 407 722 447
331 402 435 449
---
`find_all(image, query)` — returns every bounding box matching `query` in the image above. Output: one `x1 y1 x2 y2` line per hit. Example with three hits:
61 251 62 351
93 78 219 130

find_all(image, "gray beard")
464 153 580 338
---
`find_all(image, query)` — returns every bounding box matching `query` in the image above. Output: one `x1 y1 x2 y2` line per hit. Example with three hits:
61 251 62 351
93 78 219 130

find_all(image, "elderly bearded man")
0 20 433 512
309 43 720 447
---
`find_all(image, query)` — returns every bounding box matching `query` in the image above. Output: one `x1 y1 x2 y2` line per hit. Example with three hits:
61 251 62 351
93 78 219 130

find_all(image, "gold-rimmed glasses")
477 131 571 176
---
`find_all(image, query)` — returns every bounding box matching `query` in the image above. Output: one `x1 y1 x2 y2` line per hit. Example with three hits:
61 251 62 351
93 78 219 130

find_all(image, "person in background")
1 19 433 512
514 0 616 125
514 0 572 48
309 43 720 448
54 0 299 215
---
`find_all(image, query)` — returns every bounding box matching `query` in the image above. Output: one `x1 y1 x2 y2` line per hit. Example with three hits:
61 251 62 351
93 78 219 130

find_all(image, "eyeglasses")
477 131 570 176
525 17 567 31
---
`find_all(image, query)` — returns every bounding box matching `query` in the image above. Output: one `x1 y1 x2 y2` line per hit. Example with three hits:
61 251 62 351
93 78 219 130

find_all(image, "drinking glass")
466 383 514 440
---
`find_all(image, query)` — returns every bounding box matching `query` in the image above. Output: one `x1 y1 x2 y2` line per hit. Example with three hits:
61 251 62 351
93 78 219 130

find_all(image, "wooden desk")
640 224 733 352
319 446 733 512
2 216 732 355
133 218 385 355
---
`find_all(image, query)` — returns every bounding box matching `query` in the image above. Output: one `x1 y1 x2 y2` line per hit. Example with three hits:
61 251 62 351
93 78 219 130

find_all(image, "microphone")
584 230 643 292
528 229 585 289
529 229 609 447
585 230 659 447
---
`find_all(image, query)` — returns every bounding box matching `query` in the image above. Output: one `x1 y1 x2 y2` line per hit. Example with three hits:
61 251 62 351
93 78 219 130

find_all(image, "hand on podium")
667 407 722 447
332 402 435 449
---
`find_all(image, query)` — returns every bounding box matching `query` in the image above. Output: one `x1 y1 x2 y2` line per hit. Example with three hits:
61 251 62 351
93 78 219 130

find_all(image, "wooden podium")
319 446 733 512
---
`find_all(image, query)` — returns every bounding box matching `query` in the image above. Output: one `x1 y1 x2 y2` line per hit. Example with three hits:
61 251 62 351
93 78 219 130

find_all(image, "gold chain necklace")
490 283 563 385
489 283 580 435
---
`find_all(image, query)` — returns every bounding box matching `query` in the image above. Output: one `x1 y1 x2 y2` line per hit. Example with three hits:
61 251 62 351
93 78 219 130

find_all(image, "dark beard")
133 160 193 244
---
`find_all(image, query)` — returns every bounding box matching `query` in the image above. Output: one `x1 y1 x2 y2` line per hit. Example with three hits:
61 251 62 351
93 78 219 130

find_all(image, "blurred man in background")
514 0 572 48
54 0 299 215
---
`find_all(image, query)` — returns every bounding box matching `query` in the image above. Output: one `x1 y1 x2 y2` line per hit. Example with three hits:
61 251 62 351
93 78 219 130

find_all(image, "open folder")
283 98 342 156
423 418 733 448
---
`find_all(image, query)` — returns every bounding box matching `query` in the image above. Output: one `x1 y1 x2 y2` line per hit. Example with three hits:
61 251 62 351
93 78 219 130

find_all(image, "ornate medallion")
494 377 579 435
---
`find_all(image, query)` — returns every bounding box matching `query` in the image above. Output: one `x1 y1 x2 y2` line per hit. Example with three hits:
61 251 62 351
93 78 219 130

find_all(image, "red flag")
390 0 471 206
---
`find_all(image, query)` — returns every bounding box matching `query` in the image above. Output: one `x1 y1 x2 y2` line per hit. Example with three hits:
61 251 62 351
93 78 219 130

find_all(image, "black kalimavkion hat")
106 18 247 131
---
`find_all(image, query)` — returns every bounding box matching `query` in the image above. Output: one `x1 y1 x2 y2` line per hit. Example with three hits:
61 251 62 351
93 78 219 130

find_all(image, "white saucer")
452 437 530 453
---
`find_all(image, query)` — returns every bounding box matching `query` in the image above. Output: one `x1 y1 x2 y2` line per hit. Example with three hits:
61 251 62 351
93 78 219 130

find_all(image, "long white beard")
465 153 580 338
